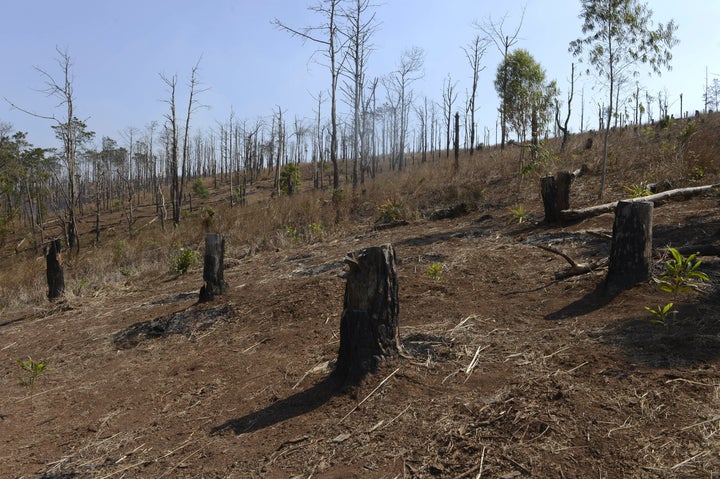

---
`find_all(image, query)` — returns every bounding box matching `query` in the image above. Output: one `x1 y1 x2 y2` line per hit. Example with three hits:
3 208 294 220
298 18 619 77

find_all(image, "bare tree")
274 0 342 190
387 47 424 172
463 35 488 155
340 0 377 191
5 47 87 252
442 74 458 158
477 6 525 150
555 63 576 150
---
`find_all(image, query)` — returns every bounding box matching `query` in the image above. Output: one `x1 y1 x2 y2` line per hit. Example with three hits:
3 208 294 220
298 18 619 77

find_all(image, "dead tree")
560 183 720 222
335 244 401 385
199 233 228 303
46 239 65 300
540 171 572 223
606 200 653 290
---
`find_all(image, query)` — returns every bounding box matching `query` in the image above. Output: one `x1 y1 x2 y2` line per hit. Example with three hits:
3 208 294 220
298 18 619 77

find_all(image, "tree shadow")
598 298 720 368
210 373 343 436
544 281 619 321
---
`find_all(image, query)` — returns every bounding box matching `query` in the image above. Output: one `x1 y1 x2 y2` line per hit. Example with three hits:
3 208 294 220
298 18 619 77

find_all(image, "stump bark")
606 200 653 290
199 233 228 303
46 239 65 300
541 171 572 223
335 244 401 385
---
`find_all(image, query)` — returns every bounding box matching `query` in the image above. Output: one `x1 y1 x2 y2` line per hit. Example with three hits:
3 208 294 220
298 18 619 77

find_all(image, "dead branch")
535 244 607 279
560 183 720 222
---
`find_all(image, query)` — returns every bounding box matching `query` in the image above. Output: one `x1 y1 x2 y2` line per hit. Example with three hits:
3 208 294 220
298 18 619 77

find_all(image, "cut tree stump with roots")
335 244 402 386
199 233 228 303
606 200 653 291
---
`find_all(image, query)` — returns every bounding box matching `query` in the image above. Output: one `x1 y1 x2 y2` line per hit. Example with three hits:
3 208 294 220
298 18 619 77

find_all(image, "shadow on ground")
210 375 342 436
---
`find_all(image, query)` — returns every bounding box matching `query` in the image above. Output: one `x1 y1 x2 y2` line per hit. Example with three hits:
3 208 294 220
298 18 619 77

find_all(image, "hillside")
1 116 720 478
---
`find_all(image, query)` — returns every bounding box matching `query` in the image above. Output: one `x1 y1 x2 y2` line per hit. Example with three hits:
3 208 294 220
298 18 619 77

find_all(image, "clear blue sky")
1 0 718 150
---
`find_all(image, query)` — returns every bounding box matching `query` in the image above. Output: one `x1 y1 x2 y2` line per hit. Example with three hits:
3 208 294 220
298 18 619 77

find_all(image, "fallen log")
559 183 720 222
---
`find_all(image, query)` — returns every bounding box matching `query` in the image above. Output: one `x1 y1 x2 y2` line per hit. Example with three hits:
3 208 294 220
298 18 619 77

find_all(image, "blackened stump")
335 244 401 385
199 233 228 303
606 200 653 291
541 171 572 223
46 239 65 300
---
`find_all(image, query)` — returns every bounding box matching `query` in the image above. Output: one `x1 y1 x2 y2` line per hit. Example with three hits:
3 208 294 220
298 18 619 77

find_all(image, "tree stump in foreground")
199 233 228 303
335 244 401 385
541 171 572 223
606 200 653 291
46 239 65 300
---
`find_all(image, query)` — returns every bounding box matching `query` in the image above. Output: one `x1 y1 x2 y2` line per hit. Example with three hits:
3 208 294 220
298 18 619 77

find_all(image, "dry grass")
1 114 719 316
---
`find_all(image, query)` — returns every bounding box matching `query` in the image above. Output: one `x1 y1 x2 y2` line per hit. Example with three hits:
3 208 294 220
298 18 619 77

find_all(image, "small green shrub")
426 262 444 282
624 183 652 198
171 246 201 275
192 178 210 200
645 302 676 326
285 226 300 243
280 164 301 195
17 357 47 388
506 204 528 225
376 198 403 223
655 248 709 298
645 247 709 326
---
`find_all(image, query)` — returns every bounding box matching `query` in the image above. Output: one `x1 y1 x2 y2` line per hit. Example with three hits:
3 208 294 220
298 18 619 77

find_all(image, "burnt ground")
2 194 720 478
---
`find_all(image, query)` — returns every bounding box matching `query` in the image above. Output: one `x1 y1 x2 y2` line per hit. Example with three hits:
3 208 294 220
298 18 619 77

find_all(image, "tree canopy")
494 49 557 145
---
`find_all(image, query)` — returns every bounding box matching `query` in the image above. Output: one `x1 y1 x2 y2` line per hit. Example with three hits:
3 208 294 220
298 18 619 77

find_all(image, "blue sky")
1 0 718 150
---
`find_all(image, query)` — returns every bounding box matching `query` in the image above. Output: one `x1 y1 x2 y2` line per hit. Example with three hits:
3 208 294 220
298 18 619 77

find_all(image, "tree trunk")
541 171 572 223
46 239 65 300
606 200 653 291
199 233 228 303
453 112 460 171
335 244 401 385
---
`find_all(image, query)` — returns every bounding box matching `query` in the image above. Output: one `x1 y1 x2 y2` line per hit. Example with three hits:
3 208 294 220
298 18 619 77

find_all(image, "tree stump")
606 200 653 290
199 233 228 303
335 244 401 385
46 239 65 300
540 171 572 223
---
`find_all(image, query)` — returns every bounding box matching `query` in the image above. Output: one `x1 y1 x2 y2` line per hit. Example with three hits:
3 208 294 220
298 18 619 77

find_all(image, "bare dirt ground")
2 176 720 478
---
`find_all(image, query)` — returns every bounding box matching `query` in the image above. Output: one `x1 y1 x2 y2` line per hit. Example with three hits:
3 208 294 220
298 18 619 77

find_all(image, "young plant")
644 302 676 326
376 198 402 223
506 204 528 225
426 262 444 282
170 246 201 275
624 183 651 198
656 248 709 299
17 357 47 389
645 248 709 325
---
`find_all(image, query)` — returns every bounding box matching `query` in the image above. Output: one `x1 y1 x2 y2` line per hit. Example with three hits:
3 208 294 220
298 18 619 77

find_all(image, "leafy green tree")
494 49 558 148
569 0 678 199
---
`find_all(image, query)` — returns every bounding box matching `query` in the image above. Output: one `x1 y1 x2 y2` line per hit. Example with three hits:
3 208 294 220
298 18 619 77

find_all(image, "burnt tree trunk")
541 171 572 223
199 233 228 303
335 244 401 385
46 239 65 300
606 200 653 291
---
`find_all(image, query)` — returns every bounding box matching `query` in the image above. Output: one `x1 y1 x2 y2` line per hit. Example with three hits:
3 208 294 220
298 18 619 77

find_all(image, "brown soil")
2 159 720 477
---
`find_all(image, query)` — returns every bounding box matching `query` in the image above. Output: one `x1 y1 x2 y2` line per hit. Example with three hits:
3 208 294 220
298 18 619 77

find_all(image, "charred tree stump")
541 171 572 223
335 244 401 385
46 239 65 300
199 233 228 303
606 200 653 291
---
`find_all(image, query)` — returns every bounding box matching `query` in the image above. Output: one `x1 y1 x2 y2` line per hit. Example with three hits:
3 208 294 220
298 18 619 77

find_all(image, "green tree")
569 0 678 199
494 49 558 148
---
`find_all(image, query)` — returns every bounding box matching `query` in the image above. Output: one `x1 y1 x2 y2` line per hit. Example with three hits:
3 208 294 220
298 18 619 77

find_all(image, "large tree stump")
199 233 228 303
46 239 65 300
335 244 401 385
606 200 653 290
541 171 572 223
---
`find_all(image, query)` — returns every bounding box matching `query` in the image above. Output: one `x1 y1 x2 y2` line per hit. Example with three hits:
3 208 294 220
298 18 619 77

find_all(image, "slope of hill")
1 117 720 478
